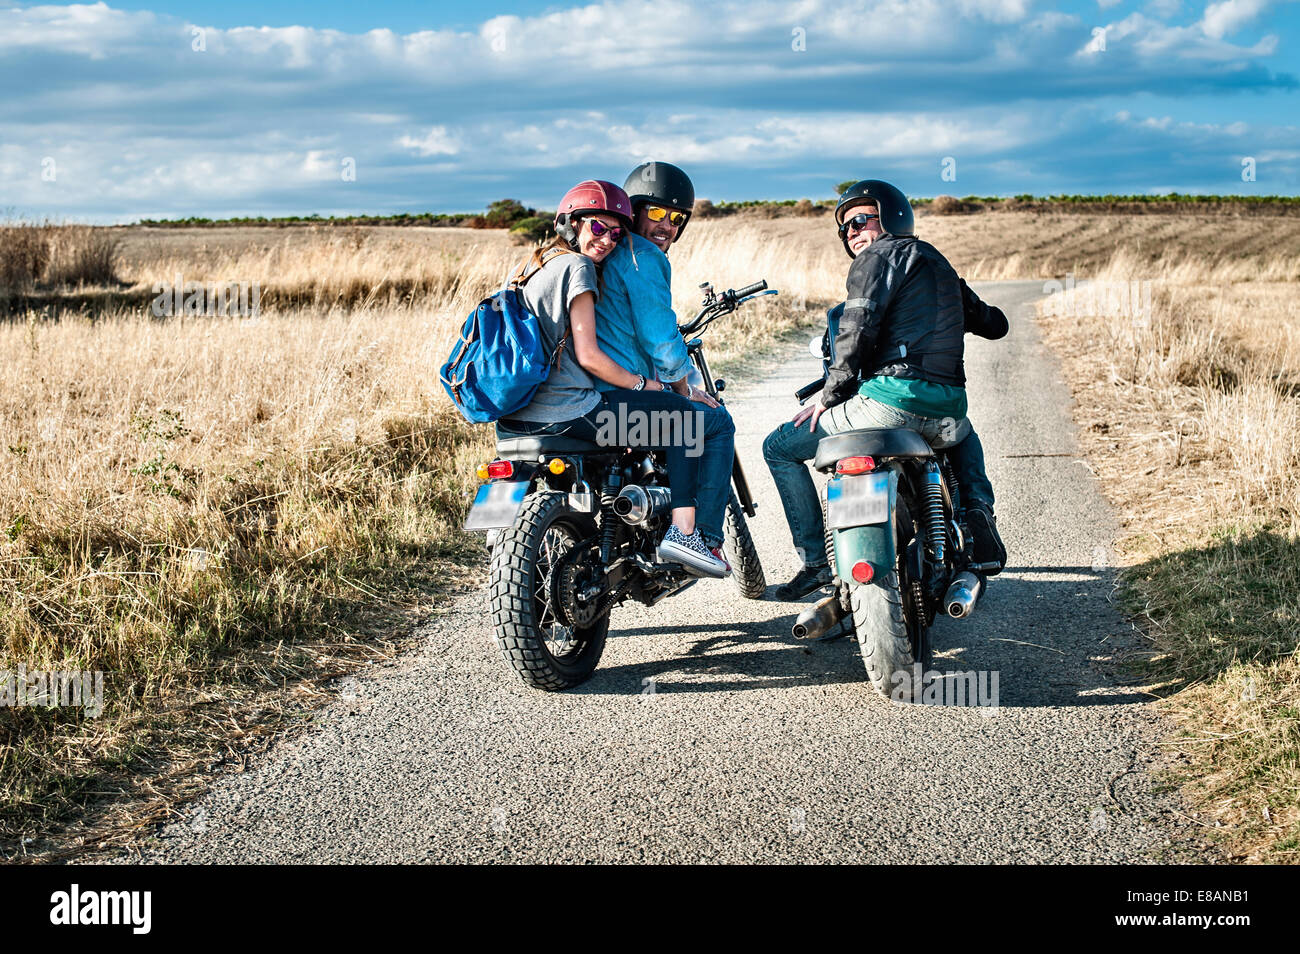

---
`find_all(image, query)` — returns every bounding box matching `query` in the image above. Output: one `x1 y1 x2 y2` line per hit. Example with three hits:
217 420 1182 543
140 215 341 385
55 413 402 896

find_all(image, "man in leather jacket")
763 179 1008 601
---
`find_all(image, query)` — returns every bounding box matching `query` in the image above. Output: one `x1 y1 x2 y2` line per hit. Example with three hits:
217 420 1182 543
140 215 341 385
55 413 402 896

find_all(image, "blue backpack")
439 253 570 423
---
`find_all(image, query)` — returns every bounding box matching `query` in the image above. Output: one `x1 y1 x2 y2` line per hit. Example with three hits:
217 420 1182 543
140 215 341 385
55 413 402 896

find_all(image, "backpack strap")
438 303 484 398
507 246 578 370
509 245 574 289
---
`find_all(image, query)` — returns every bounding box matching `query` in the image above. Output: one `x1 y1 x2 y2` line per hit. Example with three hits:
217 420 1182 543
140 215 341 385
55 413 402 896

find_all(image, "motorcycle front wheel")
723 490 766 599
488 491 609 691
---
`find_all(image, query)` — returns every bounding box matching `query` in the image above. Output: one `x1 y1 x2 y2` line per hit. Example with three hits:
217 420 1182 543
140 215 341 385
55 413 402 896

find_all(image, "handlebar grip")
733 280 767 298
795 376 826 403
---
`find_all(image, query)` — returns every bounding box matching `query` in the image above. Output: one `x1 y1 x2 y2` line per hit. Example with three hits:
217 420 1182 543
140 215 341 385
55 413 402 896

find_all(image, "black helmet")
834 179 913 257
623 161 695 241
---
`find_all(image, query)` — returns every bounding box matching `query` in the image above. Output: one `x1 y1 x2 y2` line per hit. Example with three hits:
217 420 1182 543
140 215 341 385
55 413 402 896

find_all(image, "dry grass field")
2 208 1298 859
1037 261 1300 862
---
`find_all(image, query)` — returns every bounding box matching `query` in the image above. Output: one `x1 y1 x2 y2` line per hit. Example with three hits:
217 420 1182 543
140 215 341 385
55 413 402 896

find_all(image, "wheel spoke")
533 523 578 656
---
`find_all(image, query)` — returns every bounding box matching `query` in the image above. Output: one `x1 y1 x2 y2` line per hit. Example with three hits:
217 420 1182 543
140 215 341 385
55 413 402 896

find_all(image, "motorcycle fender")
830 470 897 582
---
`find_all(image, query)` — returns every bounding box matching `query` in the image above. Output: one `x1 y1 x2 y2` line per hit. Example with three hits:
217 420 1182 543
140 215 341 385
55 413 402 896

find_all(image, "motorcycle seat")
813 428 934 473
495 435 604 459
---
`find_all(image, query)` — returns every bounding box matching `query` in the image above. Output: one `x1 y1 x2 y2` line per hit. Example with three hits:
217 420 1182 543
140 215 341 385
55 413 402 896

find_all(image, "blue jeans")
762 394 995 568
498 390 735 547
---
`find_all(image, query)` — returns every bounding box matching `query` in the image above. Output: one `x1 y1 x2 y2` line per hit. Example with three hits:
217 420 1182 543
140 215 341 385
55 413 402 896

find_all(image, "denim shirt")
593 234 692 390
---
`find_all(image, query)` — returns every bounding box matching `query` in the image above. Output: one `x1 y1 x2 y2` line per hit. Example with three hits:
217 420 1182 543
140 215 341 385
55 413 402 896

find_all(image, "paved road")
115 281 1196 864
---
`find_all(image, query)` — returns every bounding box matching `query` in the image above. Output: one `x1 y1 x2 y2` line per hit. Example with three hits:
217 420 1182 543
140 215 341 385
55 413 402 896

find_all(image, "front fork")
686 337 758 518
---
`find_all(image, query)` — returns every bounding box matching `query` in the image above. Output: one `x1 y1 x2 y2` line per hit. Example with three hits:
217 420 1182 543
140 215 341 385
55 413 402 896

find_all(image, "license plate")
464 481 528 531
826 473 889 529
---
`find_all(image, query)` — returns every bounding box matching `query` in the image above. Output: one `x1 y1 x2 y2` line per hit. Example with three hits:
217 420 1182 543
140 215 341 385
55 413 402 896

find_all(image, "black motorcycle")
791 325 997 701
464 280 774 690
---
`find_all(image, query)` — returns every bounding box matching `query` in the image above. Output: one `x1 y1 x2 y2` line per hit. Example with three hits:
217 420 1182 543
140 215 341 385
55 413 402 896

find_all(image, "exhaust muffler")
792 595 845 640
613 484 673 526
944 571 983 619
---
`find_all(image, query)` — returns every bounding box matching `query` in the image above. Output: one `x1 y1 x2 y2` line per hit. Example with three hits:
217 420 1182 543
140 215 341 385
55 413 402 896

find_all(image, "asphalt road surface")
116 280 1197 864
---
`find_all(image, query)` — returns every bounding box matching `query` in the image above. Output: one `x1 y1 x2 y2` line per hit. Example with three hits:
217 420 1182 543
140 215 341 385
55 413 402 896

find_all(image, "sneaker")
966 504 1006 575
773 563 832 601
657 525 728 578
709 546 732 577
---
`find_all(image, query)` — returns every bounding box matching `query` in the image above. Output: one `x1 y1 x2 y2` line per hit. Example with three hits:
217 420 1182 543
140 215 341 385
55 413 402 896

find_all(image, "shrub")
794 198 816 217
930 195 965 215
0 226 50 293
508 216 553 246
693 199 715 219
483 199 531 229
45 226 120 287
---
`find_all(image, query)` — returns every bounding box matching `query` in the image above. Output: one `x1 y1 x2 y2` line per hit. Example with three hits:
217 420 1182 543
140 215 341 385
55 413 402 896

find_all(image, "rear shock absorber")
922 463 946 564
599 471 623 564
941 456 962 515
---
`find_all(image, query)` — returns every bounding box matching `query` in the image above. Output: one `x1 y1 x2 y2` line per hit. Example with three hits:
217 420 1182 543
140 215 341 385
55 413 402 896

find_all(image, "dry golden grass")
0 224 120 296
1038 258 1300 863
916 211 1300 281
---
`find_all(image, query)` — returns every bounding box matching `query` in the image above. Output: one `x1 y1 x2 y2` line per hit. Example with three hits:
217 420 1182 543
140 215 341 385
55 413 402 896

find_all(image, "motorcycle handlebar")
795 376 826 404
732 280 768 299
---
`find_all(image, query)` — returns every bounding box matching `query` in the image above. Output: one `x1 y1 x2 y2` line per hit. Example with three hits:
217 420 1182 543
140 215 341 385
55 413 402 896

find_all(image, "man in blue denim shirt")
594 161 738 569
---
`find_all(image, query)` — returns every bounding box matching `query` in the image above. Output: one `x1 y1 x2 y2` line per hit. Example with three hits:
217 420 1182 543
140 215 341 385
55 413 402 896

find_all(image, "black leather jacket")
820 234 1007 409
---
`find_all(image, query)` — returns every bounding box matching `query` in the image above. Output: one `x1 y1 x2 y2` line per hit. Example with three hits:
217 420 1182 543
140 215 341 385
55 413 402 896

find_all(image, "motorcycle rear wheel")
488 492 609 691
849 497 933 702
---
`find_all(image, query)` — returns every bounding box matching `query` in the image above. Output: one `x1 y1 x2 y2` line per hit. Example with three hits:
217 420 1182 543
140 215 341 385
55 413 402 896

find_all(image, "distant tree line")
133 190 1300 230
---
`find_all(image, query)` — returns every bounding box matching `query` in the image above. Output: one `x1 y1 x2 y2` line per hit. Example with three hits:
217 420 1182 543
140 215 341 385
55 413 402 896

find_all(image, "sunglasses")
586 219 624 242
644 205 688 227
838 212 881 235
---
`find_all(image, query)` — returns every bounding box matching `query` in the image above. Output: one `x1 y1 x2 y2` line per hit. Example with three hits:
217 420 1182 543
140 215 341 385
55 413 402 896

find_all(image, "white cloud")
398 126 460 157
1201 0 1272 39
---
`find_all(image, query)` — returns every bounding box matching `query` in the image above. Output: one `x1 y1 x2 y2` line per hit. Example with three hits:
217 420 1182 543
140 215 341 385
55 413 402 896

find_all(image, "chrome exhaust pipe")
945 571 984 619
792 595 845 640
613 484 673 526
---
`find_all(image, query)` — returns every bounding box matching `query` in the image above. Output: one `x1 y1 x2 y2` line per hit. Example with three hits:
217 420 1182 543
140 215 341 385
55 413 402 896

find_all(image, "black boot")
966 504 1006 575
773 564 832 601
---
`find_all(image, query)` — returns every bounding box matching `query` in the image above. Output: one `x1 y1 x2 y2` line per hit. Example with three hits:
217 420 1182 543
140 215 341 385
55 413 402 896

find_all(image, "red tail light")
836 455 876 476
486 460 514 479
851 561 875 584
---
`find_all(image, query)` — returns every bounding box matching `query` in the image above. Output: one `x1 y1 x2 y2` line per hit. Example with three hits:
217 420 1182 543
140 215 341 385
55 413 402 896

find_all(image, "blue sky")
2 0 1298 222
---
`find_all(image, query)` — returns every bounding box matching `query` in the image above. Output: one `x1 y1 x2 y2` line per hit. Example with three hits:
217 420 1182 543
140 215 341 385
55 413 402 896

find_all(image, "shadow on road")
577 565 1154 708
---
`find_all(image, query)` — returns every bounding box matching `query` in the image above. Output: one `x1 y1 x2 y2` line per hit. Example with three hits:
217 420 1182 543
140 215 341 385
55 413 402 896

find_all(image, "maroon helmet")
555 180 634 247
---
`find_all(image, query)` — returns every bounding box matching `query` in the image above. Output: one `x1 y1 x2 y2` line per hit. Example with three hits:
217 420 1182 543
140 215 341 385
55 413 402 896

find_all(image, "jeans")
762 394 995 568
498 390 736 548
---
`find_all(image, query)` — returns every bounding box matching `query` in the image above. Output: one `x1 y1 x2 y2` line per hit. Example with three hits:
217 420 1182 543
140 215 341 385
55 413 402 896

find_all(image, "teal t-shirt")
859 376 968 419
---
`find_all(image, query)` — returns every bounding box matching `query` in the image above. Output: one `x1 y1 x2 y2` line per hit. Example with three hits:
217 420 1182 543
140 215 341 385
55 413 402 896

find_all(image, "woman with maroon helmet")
496 180 727 577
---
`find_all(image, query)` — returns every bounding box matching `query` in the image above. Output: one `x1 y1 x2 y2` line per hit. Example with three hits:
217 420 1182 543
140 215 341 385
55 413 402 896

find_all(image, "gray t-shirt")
506 251 603 423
